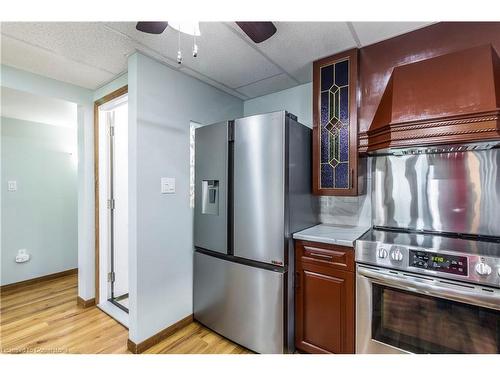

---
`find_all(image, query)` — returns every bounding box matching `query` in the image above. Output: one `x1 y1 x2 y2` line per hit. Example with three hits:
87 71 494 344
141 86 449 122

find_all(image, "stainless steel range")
356 228 500 354
355 150 500 354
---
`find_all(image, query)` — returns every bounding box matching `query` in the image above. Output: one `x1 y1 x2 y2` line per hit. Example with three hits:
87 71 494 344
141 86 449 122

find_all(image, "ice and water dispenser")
201 180 219 215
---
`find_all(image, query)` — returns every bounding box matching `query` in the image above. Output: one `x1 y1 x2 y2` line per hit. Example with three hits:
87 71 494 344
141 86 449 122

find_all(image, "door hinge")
107 272 115 283
109 126 115 137
107 199 115 210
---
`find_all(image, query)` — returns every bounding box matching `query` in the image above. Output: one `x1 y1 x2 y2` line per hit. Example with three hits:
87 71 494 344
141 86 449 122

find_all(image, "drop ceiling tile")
0 21 436 98
1 34 114 89
1 22 134 75
291 64 313 85
236 73 297 98
104 22 283 89
178 67 248 100
229 22 358 84
351 22 433 47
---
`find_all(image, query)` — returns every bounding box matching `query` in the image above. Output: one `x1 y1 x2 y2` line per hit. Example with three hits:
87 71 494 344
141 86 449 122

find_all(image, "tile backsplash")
319 157 372 227
319 195 371 226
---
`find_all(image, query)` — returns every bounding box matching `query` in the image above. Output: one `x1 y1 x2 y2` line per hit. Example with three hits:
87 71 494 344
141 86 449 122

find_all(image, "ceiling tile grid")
0 21 433 98
229 22 358 84
351 22 432 47
235 73 298 98
104 22 283 89
1 34 115 89
1 22 134 75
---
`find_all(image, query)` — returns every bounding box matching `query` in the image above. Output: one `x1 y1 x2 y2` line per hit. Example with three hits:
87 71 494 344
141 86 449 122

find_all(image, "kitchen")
193 22 500 355
0 2 499 373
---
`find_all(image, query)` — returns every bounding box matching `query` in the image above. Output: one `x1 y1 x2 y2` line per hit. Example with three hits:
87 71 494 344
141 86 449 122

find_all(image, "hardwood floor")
0 273 251 354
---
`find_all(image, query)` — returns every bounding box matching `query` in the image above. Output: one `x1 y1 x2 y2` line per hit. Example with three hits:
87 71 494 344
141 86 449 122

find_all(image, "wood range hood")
359 44 500 154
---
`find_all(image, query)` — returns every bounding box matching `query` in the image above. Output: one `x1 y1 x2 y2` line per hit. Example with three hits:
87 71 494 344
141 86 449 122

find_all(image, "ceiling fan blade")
136 22 168 34
236 22 277 43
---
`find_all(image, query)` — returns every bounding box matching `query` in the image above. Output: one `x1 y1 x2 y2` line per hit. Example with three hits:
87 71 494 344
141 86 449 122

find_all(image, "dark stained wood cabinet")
312 48 359 196
295 240 355 354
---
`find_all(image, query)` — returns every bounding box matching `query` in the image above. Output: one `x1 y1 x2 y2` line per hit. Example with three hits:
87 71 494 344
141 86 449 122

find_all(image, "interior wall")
1 117 77 285
128 52 243 343
243 83 312 128
0 65 95 299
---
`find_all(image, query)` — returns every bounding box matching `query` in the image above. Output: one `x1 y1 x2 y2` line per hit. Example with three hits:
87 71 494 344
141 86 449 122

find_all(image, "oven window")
372 284 500 353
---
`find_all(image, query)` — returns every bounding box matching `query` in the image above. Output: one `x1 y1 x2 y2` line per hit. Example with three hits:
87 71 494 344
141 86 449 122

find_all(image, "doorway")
94 86 129 325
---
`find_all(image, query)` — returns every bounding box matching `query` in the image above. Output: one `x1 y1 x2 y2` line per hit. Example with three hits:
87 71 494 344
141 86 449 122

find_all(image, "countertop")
293 224 371 247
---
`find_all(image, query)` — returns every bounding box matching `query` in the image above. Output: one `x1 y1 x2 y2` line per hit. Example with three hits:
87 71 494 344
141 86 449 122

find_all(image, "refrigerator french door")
233 113 285 265
193 111 318 354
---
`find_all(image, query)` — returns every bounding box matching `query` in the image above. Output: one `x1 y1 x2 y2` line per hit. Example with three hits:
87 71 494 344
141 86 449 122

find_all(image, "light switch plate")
8 181 17 192
161 177 175 194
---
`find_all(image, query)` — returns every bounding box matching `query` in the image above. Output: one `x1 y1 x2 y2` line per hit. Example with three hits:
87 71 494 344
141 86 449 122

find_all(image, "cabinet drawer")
295 240 354 272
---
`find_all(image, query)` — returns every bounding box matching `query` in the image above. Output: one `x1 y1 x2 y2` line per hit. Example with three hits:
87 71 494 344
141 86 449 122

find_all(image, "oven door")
356 265 500 354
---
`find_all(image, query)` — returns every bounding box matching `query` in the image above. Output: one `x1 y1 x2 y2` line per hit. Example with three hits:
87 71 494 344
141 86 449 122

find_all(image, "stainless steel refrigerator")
193 111 319 353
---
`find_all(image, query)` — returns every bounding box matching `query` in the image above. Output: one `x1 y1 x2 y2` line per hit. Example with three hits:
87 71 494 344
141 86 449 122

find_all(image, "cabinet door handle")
309 252 333 260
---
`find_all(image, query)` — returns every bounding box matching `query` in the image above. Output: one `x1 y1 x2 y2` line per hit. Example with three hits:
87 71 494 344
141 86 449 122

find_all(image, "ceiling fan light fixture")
169 21 201 36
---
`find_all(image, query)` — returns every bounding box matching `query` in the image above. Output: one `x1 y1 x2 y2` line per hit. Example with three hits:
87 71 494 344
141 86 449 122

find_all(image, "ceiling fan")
136 21 277 64
136 21 277 43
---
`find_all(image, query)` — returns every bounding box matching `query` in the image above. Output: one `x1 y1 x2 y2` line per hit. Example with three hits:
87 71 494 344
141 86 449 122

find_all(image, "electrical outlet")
161 177 175 194
15 249 30 263
8 181 17 192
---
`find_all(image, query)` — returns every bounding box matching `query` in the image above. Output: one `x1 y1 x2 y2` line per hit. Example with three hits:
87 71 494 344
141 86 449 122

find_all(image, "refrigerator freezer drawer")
193 251 285 354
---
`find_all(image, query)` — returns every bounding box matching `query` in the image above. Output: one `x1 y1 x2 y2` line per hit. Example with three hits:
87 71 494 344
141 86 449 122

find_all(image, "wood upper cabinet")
295 240 355 354
312 49 359 196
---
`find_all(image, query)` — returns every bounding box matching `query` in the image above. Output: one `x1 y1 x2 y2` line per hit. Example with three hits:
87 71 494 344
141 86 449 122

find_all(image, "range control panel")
409 250 468 276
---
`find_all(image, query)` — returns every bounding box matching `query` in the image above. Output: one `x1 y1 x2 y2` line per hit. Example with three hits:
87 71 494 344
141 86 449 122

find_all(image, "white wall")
1 65 95 299
128 53 243 343
243 82 312 128
1 117 77 285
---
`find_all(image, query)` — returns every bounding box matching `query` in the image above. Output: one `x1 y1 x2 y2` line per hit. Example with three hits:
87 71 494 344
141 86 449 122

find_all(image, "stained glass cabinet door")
312 49 359 195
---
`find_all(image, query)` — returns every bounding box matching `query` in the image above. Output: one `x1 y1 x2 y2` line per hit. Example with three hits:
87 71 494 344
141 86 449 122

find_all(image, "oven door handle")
357 266 500 311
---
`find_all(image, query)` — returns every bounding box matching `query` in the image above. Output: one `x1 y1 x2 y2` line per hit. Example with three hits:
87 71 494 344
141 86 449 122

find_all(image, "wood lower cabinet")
295 240 355 354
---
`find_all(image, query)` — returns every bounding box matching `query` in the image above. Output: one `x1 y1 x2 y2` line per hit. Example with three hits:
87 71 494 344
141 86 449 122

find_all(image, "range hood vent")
360 44 500 154
367 141 500 156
